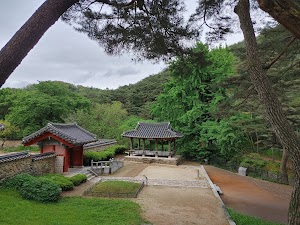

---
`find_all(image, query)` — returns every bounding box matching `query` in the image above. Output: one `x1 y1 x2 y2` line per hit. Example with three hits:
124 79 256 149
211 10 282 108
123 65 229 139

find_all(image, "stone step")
85 170 96 181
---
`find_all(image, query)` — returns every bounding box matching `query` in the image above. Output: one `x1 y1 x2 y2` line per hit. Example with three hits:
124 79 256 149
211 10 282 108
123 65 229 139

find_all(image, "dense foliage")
3 173 61 203
40 174 74 191
0 72 168 140
152 43 248 160
69 174 87 186
83 145 126 166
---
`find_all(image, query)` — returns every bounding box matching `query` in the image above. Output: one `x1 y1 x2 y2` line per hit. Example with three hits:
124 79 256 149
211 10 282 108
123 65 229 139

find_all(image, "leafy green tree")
152 43 239 160
6 81 91 137
65 101 128 142
0 120 19 148
0 88 19 120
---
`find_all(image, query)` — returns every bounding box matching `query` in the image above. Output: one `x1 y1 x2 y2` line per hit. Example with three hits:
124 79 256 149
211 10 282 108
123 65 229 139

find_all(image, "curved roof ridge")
23 122 96 145
48 123 78 143
122 122 183 139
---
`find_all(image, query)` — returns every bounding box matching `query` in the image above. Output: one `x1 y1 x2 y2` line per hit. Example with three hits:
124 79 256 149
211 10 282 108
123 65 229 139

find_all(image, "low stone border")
83 179 144 198
124 155 183 165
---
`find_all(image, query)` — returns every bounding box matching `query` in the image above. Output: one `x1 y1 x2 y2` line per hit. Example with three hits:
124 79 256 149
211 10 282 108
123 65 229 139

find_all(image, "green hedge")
3 173 61 202
83 145 126 166
40 174 74 191
69 174 87 186
19 178 61 203
240 153 267 169
3 173 33 190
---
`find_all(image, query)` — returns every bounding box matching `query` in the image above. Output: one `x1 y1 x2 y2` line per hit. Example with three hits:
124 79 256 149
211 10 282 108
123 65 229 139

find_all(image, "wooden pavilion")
23 123 96 172
122 122 183 158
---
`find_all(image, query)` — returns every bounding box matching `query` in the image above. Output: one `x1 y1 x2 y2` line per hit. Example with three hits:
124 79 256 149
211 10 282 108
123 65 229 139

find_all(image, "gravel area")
134 186 228 225
249 177 292 201
63 161 229 225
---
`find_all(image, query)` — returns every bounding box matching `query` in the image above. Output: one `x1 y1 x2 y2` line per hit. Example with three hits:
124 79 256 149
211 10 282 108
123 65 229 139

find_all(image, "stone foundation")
124 155 183 165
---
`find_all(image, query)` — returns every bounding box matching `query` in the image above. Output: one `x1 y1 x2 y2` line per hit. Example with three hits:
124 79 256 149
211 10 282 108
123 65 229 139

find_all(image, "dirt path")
205 165 292 224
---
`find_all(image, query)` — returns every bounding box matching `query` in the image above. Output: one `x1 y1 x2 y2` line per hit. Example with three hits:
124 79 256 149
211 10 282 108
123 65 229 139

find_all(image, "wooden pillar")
138 139 140 150
149 140 152 151
142 139 145 156
130 138 133 150
155 139 158 151
130 138 133 156
161 140 164 151
174 139 176 155
168 139 171 158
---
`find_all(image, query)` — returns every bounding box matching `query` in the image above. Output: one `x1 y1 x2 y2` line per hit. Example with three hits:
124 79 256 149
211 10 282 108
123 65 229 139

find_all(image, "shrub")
19 178 61 202
83 145 126 166
69 174 87 186
240 153 267 169
3 173 61 202
40 174 74 191
113 145 127 154
3 173 33 190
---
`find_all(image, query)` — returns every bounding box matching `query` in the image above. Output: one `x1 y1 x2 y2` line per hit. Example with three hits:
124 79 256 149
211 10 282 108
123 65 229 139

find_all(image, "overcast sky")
1 0 243 90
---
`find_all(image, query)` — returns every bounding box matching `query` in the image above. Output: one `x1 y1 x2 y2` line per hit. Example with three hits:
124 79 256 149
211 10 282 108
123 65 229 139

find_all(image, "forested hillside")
0 70 170 144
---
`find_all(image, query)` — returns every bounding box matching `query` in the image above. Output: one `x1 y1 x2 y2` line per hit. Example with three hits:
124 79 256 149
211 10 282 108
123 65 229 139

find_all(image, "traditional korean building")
122 122 183 158
23 122 96 172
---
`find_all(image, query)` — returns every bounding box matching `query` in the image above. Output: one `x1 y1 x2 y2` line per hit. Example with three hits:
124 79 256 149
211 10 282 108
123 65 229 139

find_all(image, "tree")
0 120 19 148
65 101 128 142
257 0 300 39
152 44 242 160
234 0 300 223
6 81 91 137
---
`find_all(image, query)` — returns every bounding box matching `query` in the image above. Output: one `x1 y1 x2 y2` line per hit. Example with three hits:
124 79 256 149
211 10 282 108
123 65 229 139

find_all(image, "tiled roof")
22 123 97 145
0 151 31 163
31 152 56 161
122 122 183 139
84 139 117 149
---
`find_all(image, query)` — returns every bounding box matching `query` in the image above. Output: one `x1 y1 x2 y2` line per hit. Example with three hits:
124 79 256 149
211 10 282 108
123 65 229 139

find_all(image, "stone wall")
0 157 31 181
31 157 56 175
0 153 56 181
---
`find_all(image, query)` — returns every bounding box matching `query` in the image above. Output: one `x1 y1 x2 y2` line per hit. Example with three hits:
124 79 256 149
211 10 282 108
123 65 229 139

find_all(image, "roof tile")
122 122 183 139
22 123 96 145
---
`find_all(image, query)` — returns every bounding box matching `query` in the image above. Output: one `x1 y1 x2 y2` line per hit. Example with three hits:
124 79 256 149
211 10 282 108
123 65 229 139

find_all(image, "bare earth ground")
63 161 229 225
205 165 292 225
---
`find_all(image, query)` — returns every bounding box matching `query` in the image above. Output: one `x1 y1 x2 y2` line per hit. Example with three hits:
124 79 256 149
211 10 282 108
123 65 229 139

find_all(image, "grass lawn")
228 208 283 225
0 188 144 225
92 181 141 193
